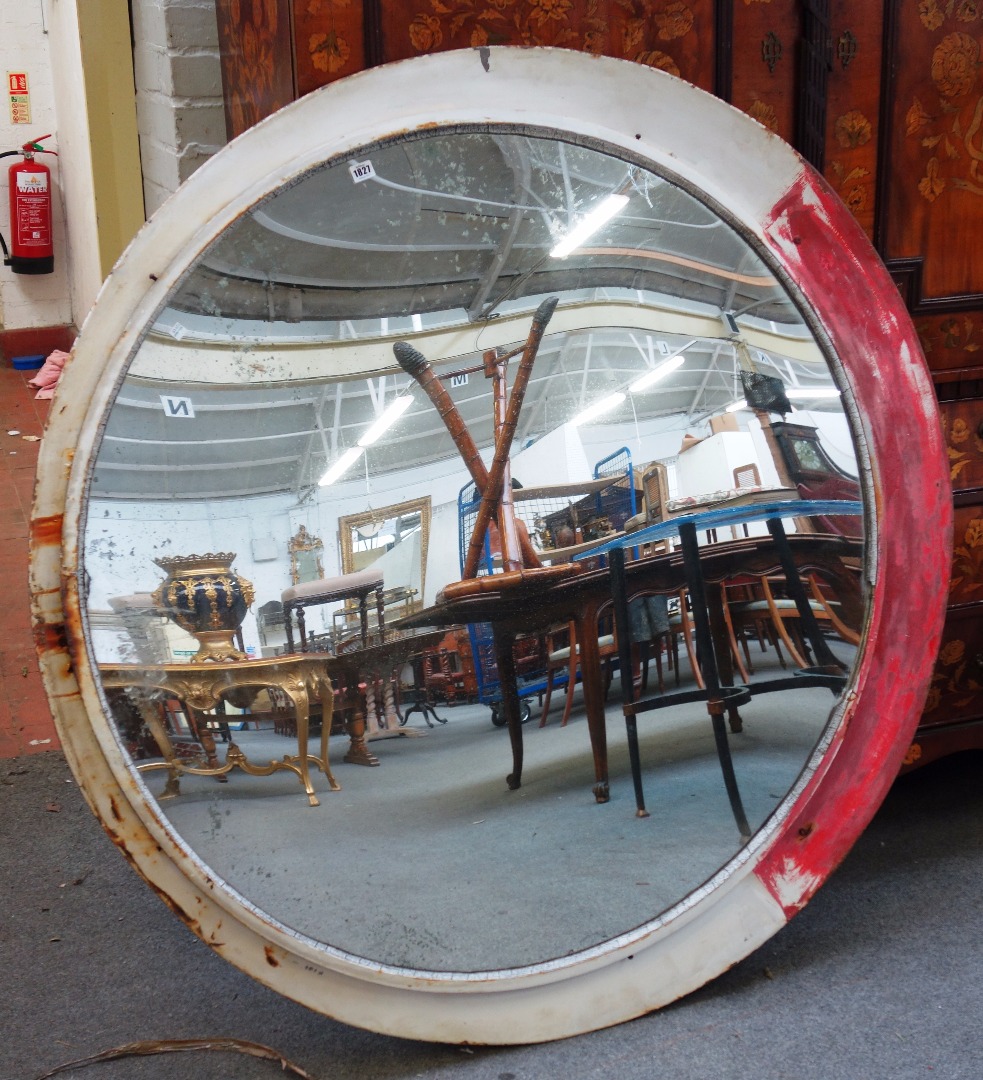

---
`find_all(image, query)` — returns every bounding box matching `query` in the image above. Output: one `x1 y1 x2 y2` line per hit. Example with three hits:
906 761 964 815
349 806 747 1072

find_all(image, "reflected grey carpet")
3 746 982 1079
152 680 833 971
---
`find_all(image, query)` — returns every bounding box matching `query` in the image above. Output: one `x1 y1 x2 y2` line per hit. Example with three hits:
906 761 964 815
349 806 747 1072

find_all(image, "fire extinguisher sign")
7 72 31 124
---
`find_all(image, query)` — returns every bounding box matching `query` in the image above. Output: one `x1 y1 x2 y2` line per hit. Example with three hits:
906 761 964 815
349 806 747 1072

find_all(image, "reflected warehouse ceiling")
92 133 835 502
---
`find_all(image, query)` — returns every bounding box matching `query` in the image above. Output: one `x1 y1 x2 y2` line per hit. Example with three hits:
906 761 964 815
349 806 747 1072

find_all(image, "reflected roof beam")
468 136 532 322
132 298 820 387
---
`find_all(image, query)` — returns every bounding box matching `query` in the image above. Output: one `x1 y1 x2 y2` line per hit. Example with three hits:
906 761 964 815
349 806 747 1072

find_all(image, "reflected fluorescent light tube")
629 354 686 394
786 387 841 400
571 391 626 426
726 398 748 412
550 194 629 259
318 445 363 487
357 396 413 447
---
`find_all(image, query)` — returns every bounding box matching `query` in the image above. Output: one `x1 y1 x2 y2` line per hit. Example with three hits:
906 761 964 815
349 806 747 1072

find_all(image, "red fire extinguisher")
1 135 56 275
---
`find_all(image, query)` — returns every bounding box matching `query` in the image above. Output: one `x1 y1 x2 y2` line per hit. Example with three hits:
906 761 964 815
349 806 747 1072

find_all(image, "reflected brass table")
99 654 340 806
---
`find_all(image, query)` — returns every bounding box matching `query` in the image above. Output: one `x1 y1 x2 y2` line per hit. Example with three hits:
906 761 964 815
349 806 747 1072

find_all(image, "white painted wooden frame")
30 48 950 1045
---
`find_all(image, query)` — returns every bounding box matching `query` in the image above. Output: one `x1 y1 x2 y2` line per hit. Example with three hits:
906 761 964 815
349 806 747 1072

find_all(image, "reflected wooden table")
309 629 446 767
99 653 340 806
399 502 864 809
583 497 864 830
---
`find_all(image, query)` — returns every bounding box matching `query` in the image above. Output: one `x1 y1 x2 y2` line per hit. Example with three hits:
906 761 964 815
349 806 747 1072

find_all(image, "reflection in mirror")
338 496 431 617
83 129 863 973
288 525 323 584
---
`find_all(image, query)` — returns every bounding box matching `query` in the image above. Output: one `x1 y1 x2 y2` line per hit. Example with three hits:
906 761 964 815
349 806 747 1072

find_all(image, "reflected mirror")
338 496 430 613
81 122 865 973
288 525 323 585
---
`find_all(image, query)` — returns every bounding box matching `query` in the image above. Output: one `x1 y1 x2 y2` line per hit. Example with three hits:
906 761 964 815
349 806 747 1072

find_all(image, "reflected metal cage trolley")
455 448 636 725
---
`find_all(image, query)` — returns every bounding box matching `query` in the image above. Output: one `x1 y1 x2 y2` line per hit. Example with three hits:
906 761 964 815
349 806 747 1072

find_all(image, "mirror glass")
338 496 431 610
82 128 863 973
288 525 324 585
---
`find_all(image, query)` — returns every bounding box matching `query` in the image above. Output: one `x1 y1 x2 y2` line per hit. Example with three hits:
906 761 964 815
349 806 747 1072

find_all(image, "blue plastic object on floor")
11 354 45 370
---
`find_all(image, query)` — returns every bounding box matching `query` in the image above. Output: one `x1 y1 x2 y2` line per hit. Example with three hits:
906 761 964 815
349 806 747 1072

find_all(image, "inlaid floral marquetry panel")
885 0 983 300
730 0 799 145
950 505 983 606
379 0 717 92
294 0 366 97
822 0 884 241
917 312 983 376
920 609 983 728
216 0 295 139
939 396 983 490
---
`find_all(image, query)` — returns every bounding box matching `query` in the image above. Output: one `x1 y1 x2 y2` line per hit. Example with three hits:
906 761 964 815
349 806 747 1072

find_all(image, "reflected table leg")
573 606 610 803
186 706 228 782
365 662 429 741
766 518 849 674
132 693 184 799
318 675 336 783
610 563 648 817
706 581 744 734
216 678 342 806
678 522 752 842
276 678 341 806
494 628 524 791
612 539 752 838
342 693 381 767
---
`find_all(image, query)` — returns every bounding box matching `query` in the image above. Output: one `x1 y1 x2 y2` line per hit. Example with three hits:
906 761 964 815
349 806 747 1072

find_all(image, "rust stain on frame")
30 513 64 547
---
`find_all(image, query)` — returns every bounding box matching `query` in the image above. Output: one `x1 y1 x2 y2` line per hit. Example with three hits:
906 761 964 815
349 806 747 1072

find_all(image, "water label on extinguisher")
16 170 47 194
15 173 50 248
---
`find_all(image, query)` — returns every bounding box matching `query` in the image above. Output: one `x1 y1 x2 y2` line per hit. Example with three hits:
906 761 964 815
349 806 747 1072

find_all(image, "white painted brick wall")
0 0 73 331
132 0 227 217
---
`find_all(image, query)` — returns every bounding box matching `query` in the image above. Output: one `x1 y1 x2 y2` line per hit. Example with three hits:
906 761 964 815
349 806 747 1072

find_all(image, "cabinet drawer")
950 504 983 606
920 606 983 730
940 399 983 492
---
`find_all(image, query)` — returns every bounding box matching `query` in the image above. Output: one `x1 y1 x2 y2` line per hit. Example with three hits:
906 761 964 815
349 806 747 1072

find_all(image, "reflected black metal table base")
401 693 447 728
610 518 850 841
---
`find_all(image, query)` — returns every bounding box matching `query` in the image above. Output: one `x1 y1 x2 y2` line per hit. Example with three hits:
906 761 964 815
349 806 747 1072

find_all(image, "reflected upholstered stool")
281 568 385 653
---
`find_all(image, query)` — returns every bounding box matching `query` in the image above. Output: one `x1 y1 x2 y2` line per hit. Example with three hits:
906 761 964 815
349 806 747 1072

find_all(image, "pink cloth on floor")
27 349 69 399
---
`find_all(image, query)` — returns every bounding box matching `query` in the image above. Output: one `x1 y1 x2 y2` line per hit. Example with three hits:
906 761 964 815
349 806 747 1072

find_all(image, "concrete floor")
3 746 982 1079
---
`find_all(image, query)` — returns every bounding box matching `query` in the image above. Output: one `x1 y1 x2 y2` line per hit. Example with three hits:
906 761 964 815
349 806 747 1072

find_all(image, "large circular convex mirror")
31 49 950 1044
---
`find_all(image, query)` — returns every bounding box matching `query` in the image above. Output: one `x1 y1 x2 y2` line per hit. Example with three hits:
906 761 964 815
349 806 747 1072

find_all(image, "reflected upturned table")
99 653 340 806
399 499 863 819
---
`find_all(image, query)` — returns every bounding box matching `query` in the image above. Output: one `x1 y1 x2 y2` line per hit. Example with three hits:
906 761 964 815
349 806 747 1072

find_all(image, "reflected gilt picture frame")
337 496 431 599
288 525 324 585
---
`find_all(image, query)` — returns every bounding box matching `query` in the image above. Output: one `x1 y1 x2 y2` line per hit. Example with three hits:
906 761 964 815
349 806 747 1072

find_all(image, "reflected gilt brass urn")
151 552 255 662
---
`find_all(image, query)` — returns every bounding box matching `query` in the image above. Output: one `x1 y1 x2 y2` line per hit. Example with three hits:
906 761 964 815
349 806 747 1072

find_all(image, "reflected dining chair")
726 572 859 670
539 616 619 728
